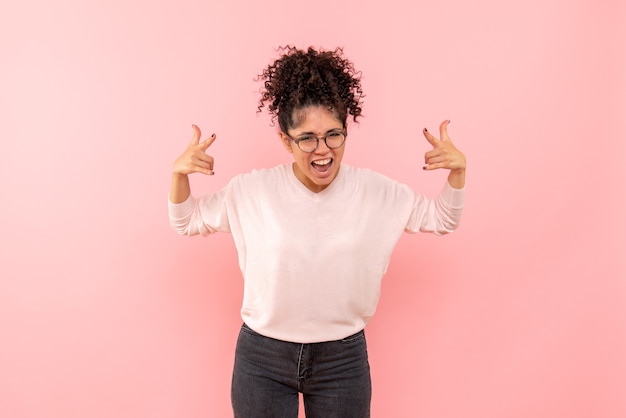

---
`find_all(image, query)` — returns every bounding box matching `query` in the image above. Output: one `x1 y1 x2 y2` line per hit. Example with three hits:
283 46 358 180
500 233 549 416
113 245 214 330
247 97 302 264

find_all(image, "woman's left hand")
422 120 466 171
422 120 466 189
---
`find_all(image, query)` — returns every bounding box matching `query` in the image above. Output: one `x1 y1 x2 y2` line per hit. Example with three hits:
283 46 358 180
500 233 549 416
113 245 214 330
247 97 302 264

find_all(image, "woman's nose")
314 137 331 153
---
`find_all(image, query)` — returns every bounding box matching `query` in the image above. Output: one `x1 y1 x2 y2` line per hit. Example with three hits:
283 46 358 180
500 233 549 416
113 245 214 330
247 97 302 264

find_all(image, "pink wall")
2 0 625 417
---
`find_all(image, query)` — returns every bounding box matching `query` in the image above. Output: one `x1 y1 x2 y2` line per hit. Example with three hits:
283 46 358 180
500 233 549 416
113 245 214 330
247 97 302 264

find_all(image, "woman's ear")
280 132 294 153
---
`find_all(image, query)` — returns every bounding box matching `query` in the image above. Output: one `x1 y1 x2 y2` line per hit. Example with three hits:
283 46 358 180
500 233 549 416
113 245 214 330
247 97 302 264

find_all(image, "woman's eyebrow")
296 128 343 136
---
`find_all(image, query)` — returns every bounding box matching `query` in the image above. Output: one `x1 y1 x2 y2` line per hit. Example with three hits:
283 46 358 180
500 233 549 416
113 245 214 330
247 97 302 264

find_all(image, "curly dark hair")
257 46 364 132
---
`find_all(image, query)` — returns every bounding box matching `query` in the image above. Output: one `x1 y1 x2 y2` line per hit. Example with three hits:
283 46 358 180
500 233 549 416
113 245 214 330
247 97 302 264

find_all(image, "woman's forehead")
291 105 343 131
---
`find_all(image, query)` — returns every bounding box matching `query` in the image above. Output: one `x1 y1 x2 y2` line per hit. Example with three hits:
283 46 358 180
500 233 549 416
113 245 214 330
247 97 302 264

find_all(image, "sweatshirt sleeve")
405 181 465 235
168 187 231 236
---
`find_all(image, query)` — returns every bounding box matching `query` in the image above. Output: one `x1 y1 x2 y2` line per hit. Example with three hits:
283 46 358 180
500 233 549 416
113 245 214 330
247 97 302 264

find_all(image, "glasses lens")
297 138 317 152
325 132 345 149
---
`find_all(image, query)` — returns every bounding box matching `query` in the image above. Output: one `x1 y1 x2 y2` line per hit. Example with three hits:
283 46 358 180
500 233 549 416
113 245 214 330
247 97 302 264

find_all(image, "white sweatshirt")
169 164 465 343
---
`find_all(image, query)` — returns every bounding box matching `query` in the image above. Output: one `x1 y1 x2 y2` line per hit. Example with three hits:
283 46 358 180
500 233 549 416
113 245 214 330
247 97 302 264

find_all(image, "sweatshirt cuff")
168 194 196 218
441 181 465 208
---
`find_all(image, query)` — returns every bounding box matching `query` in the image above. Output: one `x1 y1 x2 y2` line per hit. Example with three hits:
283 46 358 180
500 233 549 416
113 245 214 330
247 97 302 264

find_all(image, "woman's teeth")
312 158 331 166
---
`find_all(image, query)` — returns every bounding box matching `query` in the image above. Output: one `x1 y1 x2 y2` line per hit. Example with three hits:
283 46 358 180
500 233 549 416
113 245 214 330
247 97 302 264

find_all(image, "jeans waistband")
241 322 365 344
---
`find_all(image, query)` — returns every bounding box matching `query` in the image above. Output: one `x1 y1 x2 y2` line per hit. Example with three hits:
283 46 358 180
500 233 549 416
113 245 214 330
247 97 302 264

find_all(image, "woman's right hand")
173 125 216 176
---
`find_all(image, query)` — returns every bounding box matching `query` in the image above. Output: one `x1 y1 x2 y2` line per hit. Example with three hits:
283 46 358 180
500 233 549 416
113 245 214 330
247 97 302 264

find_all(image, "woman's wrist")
447 168 466 189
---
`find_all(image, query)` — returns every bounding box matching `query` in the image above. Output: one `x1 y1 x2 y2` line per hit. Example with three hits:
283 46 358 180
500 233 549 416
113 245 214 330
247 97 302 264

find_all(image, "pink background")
2 0 625 417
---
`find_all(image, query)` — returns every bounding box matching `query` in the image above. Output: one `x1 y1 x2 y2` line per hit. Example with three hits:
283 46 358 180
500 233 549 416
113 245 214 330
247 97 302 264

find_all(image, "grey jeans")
231 323 371 417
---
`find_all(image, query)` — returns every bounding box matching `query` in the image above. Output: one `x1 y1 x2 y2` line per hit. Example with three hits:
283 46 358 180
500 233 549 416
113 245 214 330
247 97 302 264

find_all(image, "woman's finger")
202 133 217 150
439 120 451 142
422 127 440 146
190 124 202 145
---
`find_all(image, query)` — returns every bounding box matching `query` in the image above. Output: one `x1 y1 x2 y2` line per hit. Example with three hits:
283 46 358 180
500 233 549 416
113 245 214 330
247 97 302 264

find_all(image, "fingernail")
422 165 427 170
424 128 428 132
211 133 216 138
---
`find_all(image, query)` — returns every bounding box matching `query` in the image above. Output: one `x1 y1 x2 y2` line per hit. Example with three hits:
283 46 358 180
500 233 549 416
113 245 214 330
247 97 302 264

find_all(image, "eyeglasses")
284 130 347 153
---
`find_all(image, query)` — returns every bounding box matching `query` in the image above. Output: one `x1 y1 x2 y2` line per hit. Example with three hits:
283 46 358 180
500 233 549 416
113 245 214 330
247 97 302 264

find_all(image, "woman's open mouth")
311 158 333 173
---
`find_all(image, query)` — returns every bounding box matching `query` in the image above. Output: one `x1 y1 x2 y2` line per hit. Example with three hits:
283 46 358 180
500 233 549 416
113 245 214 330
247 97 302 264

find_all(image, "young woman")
169 46 466 418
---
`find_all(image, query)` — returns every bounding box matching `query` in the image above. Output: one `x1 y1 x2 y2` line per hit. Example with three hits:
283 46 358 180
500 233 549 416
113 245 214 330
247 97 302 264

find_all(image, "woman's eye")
298 136 314 143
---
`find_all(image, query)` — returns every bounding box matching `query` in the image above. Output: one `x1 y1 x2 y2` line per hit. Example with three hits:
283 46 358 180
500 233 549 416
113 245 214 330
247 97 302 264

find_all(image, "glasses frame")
284 129 347 153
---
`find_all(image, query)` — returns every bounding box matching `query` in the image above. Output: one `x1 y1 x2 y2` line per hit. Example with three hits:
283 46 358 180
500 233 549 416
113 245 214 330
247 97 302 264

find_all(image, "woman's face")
280 106 346 193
